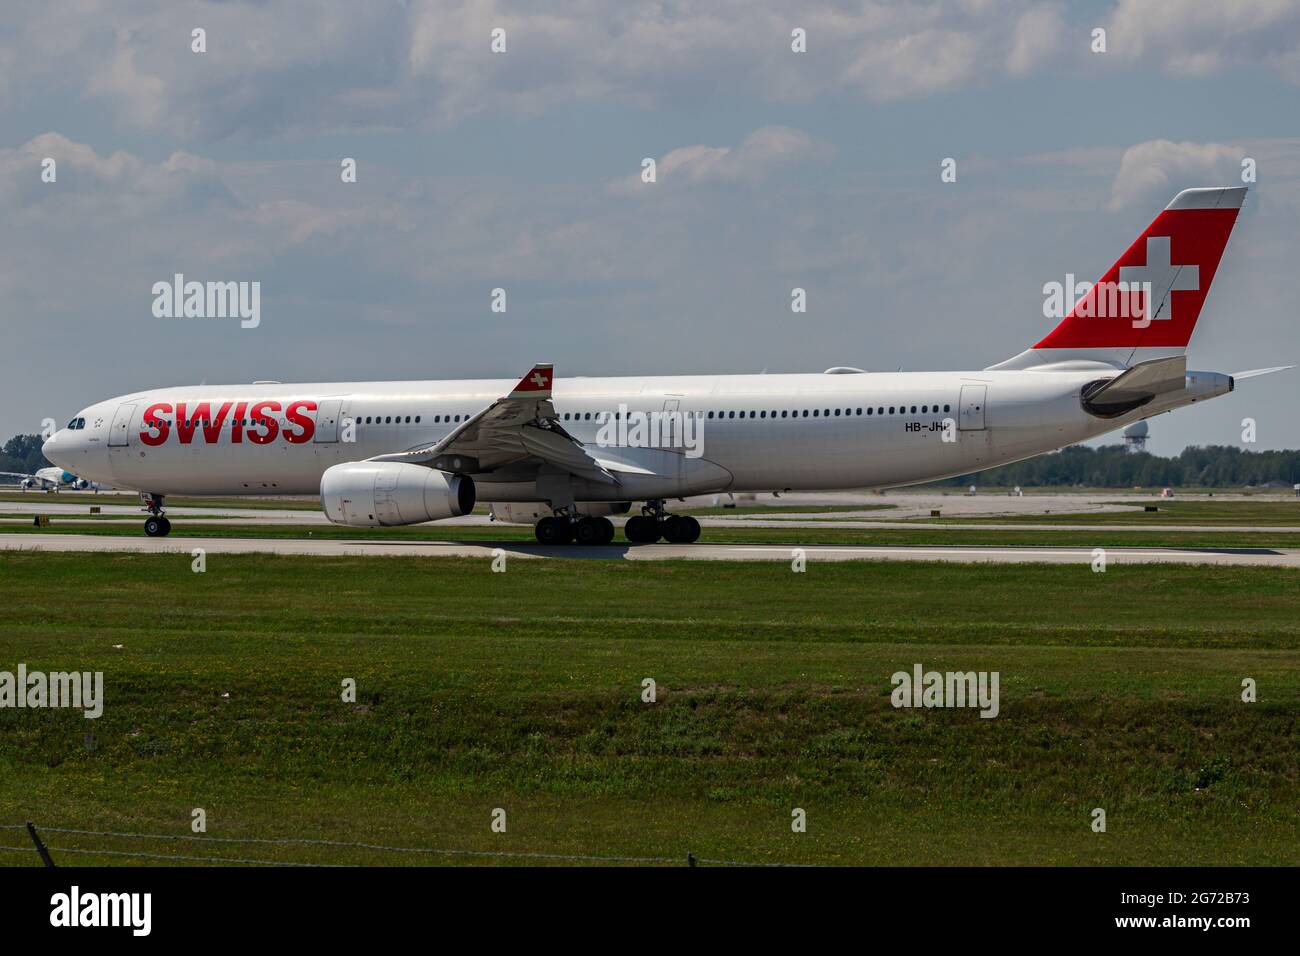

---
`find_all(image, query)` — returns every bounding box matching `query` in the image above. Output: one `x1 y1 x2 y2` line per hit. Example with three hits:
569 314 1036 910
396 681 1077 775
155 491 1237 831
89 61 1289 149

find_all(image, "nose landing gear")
141 493 172 537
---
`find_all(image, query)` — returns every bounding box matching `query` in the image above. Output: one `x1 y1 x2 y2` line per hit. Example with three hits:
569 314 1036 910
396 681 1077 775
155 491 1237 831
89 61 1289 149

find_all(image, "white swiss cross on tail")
510 362 554 397
1119 236 1199 321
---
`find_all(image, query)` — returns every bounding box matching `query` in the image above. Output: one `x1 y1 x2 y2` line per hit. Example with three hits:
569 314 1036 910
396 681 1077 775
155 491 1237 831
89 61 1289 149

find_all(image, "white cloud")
2 1 1085 138
658 126 832 185
1106 0 1300 83
1006 3 1066 76
1107 139 1250 210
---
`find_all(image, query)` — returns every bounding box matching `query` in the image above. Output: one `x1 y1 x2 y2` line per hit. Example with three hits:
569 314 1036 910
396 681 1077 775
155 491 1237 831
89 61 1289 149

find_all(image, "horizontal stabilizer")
1081 356 1186 418
1232 365 1295 380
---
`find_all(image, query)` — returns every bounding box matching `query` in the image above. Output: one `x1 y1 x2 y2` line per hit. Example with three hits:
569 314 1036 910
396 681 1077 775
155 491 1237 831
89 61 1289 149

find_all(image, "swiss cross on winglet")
510 363 554 397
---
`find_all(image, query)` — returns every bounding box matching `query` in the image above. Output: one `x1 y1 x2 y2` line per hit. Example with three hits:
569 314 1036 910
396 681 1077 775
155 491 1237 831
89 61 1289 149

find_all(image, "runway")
4 502 1299 535
3 532 1298 566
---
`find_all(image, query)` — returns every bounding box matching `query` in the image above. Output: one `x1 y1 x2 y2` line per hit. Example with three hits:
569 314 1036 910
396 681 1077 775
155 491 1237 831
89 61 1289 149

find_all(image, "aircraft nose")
43 432 67 467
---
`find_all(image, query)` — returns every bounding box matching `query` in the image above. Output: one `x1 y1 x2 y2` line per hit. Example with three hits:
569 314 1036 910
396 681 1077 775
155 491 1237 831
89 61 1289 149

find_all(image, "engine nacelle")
321 461 475 527
490 501 631 524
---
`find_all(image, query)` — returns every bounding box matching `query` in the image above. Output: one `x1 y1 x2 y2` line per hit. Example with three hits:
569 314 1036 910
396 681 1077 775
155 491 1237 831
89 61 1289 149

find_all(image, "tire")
661 515 687 543
679 515 701 544
575 517 603 545
159 517 172 536
144 516 165 537
623 515 659 544
535 516 564 545
596 516 616 545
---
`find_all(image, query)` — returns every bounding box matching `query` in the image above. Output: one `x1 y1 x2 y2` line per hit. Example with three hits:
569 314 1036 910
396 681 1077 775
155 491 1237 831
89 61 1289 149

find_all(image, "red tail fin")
993 186 1246 369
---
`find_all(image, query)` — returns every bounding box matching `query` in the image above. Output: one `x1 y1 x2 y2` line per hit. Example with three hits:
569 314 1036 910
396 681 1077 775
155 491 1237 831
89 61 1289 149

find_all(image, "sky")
2 0 1299 456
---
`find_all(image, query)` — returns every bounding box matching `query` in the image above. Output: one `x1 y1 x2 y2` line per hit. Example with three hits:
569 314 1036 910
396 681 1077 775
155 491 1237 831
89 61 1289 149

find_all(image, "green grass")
680 503 896 516
0 553 1296 866
926 499 1300 527
0 492 323 510
6 518 1300 549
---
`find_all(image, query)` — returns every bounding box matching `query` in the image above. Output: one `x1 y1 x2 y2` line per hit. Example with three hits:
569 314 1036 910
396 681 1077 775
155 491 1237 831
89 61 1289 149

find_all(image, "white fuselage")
43 368 1222 503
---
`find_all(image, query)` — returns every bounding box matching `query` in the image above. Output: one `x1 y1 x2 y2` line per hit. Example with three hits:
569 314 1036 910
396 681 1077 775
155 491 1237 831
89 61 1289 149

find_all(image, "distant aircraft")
44 186 1292 540
0 466 99 492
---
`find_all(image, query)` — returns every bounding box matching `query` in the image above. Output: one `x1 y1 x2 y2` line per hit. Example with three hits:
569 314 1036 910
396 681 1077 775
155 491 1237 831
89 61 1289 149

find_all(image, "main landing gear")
141 493 171 537
531 501 702 546
623 500 701 545
534 513 616 546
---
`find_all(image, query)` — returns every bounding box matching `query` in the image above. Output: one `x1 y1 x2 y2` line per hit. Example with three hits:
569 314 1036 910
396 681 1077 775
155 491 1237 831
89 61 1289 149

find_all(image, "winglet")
509 363 554 398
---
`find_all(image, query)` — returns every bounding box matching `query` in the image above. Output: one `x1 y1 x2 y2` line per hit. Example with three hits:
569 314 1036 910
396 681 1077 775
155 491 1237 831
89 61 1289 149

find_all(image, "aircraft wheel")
661 515 689 543
575 517 605 546
678 515 701 544
596 516 616 545
159 517 172 536
624 515 659 544
144 516 166 537
535 516 567 545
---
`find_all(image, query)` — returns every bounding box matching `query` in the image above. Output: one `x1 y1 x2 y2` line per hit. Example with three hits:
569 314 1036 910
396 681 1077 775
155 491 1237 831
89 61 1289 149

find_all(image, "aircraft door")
958 385 987 431
661 398 681 448
108 403 136 447
314 399 343 443
660 397 685 485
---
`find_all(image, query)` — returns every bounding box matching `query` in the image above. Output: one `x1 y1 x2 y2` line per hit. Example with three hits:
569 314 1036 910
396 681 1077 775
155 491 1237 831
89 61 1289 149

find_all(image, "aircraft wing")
0 471 39 482
368 363 617 484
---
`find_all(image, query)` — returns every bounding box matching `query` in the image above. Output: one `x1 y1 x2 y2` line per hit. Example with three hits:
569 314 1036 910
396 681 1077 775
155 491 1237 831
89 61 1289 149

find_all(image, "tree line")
938 444 1300 489
3 431 1299 489
0 435 51 479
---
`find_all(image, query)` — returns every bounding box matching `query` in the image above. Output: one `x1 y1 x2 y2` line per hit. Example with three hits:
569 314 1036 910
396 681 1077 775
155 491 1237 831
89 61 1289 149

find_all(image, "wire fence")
0 822 802 868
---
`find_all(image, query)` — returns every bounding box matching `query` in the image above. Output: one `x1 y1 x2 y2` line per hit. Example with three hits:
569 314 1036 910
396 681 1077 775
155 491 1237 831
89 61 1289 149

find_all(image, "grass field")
925 500 1300 526
0 552 1296 866
6 518 1300 550
0 492 323 511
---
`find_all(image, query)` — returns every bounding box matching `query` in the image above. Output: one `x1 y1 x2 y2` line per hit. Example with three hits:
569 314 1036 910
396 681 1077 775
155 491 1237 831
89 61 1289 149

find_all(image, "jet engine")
321 461 475 527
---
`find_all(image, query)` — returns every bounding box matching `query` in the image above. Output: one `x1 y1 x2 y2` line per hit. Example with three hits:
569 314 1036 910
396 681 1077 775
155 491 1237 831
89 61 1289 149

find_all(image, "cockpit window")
65 417 86 430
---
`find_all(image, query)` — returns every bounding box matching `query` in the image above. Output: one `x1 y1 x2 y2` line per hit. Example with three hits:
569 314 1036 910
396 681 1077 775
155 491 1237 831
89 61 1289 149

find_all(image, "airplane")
0 465 98 492
43 185 1290 542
